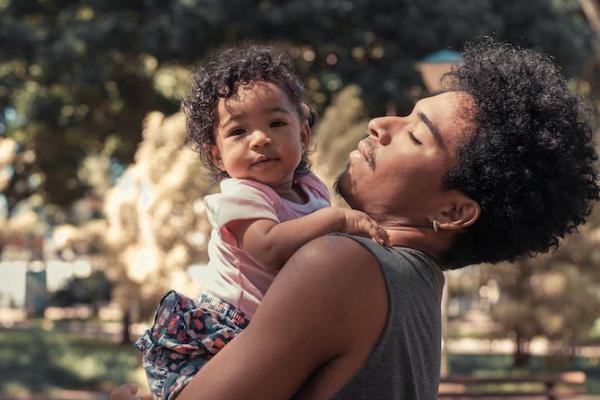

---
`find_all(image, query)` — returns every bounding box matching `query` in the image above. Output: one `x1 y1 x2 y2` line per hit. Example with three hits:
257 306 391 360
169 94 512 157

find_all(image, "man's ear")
207 144 225 171
433 192 480 231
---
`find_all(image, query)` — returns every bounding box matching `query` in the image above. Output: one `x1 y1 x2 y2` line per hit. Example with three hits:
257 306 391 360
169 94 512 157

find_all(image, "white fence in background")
0 259 92 307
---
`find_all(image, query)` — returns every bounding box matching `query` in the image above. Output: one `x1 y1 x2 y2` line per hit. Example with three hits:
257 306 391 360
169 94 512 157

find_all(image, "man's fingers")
109 383 138 400
126 383 138 394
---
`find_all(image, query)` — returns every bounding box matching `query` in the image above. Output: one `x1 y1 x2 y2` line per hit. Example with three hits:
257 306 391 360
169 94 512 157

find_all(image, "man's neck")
340 202 450 266
375 217 450 266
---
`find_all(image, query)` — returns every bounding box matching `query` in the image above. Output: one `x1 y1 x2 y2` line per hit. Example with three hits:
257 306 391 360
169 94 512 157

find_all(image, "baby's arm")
227 207 388 272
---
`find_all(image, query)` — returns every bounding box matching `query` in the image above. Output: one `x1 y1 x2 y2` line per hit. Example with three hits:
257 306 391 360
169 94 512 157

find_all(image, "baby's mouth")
252 155 278 165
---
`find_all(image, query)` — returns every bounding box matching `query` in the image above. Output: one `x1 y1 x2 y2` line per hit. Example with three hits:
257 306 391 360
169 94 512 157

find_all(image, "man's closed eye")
408 132 422 145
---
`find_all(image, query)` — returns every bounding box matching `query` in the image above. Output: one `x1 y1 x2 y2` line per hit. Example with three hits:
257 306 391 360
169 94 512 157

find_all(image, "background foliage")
0 0 594 209
1 0 600 391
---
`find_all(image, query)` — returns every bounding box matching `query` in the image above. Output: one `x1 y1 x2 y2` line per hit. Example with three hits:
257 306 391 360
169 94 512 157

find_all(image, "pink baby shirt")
199 172 330 317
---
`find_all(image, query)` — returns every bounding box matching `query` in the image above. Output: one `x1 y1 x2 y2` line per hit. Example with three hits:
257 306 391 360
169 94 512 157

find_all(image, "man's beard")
333 164 358 209
333 168 346 198
334 137 375 208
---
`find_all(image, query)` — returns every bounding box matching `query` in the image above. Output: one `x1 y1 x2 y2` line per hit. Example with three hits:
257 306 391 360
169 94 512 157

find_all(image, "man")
113 40 598 399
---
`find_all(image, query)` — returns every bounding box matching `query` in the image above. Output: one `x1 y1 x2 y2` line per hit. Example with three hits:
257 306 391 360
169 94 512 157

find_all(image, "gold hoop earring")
432 220 440 232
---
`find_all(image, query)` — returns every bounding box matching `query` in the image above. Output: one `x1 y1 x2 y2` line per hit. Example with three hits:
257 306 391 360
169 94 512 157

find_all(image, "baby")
135 45 388 400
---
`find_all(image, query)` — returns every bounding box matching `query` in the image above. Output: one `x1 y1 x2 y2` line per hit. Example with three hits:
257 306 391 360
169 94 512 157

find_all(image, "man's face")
335 91 474 223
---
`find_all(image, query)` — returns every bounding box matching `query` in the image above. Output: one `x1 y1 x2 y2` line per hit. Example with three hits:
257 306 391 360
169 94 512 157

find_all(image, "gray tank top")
330 235 445 400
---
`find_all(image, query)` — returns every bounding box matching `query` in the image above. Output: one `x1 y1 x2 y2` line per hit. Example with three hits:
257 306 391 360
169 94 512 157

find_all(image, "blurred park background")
2 0 600 399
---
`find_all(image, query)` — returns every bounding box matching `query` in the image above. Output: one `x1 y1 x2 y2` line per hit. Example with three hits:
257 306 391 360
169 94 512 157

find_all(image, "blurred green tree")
0 0 593 213
49 270 113 316
51 110 213 343
482 214 600 367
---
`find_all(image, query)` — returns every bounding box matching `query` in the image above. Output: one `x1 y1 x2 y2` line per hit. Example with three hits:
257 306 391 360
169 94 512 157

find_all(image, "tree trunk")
581 0 600 32
121 309 132 345
91 302 100 318
513 331 530 367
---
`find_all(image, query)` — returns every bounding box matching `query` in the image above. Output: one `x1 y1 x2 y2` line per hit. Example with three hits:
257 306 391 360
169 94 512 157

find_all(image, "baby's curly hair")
182 44 315 181
441 40 599 269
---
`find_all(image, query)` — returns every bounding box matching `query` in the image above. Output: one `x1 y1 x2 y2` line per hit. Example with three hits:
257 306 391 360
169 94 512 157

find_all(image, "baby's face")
210 81 309 193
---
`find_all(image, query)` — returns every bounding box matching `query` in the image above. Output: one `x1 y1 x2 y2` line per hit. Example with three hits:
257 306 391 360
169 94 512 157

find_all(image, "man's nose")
250 130 271 149
368 116 397 145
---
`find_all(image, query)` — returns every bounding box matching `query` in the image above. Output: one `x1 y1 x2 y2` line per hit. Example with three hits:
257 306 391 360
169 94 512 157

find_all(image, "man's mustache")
362 138 376 170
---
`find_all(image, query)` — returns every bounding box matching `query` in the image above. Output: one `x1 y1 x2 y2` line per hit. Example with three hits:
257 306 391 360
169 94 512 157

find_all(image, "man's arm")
177 235 388 400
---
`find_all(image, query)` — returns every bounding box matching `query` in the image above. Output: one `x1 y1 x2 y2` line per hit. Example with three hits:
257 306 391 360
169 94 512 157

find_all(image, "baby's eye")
270 120 287 128
229 128 246 137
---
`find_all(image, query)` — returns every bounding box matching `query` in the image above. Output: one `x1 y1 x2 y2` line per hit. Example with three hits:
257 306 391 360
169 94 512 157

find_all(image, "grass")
2 324 599 396
448 353 600 394
0 325 144 396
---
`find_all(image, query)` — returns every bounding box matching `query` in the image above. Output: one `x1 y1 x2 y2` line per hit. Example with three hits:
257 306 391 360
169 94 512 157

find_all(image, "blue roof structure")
420 49 463 64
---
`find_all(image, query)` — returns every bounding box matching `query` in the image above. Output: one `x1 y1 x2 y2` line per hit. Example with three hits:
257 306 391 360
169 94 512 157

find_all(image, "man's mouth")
357 139 376 169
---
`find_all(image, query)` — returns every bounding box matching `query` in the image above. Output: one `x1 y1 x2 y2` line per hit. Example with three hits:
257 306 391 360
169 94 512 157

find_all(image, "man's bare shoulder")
266 234 388 332
278 235 382 289
268 235 389 399
290 234 378 269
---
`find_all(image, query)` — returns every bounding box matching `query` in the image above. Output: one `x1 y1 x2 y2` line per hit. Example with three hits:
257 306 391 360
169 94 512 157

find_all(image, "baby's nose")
251 130 271 148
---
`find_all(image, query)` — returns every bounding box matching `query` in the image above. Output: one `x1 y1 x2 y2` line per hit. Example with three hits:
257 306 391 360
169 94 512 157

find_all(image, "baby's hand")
340 208 390 246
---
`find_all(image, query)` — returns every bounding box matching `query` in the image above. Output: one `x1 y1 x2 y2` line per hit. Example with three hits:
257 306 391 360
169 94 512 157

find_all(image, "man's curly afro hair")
182 44 315 181
441 40 599 269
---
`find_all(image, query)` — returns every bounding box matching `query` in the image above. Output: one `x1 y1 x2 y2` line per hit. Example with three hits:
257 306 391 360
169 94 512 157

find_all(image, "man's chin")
334 166 357 209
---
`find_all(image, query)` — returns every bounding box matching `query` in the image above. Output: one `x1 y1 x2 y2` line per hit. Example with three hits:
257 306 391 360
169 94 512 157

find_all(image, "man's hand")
109 383 152 400
339 208 390 246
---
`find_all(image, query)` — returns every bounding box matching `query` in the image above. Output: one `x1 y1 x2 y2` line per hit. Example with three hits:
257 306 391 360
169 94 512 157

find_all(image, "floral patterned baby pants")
134 290 250 400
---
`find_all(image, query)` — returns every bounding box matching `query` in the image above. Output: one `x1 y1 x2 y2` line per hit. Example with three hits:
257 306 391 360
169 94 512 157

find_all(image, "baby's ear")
301 103 318 128
300 103 316 149
300 120 310 149
207 144 224 170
